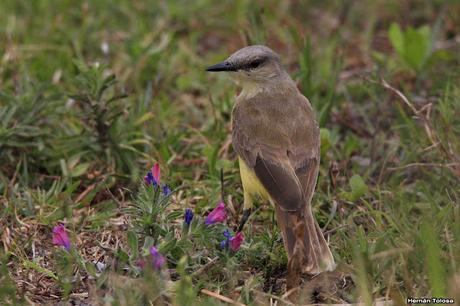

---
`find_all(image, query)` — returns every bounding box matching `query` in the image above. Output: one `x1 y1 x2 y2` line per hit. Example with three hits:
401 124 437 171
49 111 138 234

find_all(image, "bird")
206 45 336 289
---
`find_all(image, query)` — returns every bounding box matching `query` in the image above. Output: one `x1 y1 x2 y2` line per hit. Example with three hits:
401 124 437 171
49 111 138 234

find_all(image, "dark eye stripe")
245 58 265 70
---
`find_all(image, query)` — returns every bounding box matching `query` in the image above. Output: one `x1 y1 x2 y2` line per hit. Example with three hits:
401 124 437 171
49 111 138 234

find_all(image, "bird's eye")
247 59 264 70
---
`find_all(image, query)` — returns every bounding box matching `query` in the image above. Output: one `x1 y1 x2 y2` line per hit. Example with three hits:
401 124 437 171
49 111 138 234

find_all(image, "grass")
1 0 460 305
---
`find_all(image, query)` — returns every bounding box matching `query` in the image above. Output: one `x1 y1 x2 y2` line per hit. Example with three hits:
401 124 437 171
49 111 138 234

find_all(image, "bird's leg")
237 208 252 232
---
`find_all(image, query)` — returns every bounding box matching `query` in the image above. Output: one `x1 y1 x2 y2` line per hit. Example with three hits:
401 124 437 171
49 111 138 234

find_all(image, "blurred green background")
1 0 459 305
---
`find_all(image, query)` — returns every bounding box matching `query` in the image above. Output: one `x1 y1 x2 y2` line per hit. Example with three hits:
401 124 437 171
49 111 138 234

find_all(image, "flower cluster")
206 202 243 251
144 163 160 186
220 229 244 251
147 164 243 252
52 163 245 274
144 162 171 196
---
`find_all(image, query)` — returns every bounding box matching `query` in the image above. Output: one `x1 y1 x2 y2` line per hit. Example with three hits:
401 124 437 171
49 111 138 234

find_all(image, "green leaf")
174 256 196 306
388 22 432 71
404 27 430 70
70 162 90 177
202 145 219 176
320 128 331 156
166 210 184 221
143 236 155 251
84 261 98 278
421 221 446 296
127 231 139 258
115 249 130 265
159 234 177 253
344 134 361 158
388 23 404 56
22 259 58 280
135 112 155 126
347 174 368 201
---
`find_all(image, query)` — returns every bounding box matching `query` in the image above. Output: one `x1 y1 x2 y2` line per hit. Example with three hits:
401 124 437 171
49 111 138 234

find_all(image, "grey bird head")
206 45 287 84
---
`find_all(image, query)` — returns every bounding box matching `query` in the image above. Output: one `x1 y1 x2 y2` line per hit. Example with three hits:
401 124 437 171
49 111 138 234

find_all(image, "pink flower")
149 246 166 269
229 232 244 251
152 163 161 185
52 224 71 251
205 201 227 225
144 162 161 186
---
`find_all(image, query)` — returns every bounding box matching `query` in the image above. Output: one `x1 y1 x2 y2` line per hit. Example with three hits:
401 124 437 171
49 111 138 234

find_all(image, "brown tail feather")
274 205 335 276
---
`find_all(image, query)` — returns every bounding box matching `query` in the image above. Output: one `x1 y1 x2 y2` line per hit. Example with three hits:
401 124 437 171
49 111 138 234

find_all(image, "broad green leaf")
388 22 432 71
347 174 368 201
404 27 430 70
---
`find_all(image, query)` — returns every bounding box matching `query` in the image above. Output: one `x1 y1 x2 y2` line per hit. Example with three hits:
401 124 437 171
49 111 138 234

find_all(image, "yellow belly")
239 157 271 208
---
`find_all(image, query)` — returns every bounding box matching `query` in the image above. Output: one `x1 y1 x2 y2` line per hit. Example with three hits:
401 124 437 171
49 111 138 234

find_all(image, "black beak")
206 61 236 72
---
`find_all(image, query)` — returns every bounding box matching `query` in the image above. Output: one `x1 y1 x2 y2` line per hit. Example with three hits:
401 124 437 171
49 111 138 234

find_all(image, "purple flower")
144 171 156 186
144 163 161 186
223 229 231 239
205 201 227 225
184 208 193 225
229 232 244 251
162 184 171 196
52 224 71 251
220 229 231 249
219 239 228 249
149 246 166 269
136 246 166 271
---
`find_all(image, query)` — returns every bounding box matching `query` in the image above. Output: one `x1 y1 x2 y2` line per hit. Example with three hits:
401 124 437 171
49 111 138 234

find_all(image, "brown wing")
232 90 320 211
